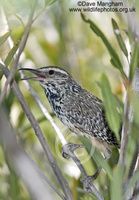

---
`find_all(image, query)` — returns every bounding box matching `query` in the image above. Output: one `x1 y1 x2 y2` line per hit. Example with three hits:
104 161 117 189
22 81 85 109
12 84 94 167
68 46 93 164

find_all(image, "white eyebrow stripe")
40 67 69 75
52 68 68 75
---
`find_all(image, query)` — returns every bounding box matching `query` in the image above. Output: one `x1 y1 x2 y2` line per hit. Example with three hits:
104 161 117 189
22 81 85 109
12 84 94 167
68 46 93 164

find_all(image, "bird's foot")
62 142 85 159
62 143 102 192
80 167 102 192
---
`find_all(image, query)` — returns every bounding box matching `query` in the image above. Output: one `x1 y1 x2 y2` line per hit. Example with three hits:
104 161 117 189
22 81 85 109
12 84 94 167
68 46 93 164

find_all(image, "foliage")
0 0 139 200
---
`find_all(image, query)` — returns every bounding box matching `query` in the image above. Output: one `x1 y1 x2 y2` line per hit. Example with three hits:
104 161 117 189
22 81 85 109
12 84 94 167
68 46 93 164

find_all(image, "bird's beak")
19 68 46 82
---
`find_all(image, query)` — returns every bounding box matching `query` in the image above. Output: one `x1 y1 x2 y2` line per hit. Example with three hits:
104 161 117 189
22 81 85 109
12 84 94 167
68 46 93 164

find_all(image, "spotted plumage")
21 66 120 158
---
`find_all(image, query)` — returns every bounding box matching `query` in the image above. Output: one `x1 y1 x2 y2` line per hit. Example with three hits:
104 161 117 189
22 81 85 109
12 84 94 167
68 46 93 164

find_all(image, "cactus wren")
21 66 120 159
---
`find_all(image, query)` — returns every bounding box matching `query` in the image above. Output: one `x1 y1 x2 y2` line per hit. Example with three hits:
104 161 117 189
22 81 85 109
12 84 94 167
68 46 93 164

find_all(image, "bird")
20 66 120 159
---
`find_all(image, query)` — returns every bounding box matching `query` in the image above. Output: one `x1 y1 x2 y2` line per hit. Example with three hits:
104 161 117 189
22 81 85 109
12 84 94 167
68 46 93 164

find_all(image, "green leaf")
80 137 112 180
125 128 137 178
129 42 139 81
123 170 139 199
45 0 57 6
4 40 20 66
110 57 121 70
81 13 126 78
112 18 128 58
0 31 11 46
129 90 139 126
110 165 123 200
101 74 120 140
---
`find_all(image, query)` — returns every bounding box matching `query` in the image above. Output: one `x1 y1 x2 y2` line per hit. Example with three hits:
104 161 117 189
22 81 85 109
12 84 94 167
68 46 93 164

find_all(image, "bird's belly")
51 101 119 148
59 115 85 137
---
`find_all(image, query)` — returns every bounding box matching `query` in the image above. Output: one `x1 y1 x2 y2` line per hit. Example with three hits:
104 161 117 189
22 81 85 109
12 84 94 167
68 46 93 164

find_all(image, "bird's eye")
49 70 54 75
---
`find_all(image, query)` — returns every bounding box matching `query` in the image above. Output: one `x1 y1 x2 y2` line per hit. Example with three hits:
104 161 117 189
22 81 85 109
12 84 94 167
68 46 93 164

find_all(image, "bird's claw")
81 175 96 192
62 142 85 159
80 167 102 192
62 151 71 159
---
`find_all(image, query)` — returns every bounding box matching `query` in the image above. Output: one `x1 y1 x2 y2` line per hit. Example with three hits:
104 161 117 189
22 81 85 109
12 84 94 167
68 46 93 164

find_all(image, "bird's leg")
62 142 111 193
81 152 111 192
62 143 87 177
62 143 102 186
81 149 111 192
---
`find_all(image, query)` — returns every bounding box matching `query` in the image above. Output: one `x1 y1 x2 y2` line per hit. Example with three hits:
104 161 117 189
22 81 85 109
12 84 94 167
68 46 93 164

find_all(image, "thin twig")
132 154 139 200
0 63 73 200
118 92 130 167
89 185 104 200
0 0 37 104
32 0 57 23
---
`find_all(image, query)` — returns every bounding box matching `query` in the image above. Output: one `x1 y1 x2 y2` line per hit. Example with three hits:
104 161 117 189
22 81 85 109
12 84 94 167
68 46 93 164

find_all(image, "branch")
0 0 37 104
0 107 56 200
118 92 130 167
132 155 139 200
0 63 73 200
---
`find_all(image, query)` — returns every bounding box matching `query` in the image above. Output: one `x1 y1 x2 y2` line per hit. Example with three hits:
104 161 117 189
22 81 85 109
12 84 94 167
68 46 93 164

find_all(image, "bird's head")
20 66 73 84
20 66 74 96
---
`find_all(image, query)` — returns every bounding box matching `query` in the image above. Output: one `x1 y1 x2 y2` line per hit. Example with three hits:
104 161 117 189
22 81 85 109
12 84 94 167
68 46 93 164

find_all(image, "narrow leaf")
0 31 11 46
110 57 121 70
129 90 139 126
112 18 128 57
110 165 123 200
45 0 57 6
101 74 120 140
80 137 112 180
125 129 137 178
4 40 20 66
81 13 126 78
129 42 139 81
123 170 139 199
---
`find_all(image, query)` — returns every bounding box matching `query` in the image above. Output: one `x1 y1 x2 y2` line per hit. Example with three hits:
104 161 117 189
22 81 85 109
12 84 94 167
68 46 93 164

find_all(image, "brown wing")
63 92 119 147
